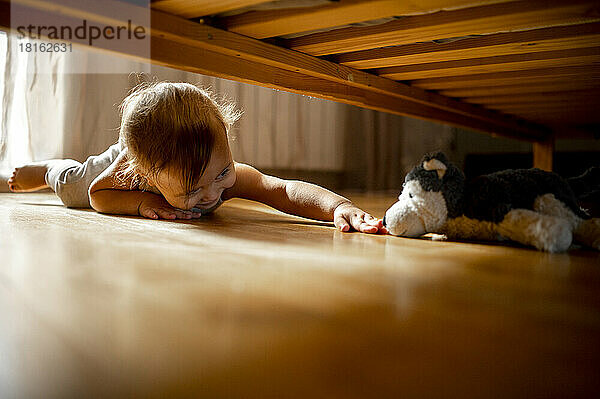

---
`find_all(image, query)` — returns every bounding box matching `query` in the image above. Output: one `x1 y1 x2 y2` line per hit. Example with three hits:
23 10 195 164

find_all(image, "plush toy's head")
384 152 465 237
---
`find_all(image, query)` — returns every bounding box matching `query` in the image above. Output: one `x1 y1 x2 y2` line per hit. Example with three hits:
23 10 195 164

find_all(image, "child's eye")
216 168 230 180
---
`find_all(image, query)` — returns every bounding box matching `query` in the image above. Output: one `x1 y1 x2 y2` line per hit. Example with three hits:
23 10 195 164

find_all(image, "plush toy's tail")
567 166 600 199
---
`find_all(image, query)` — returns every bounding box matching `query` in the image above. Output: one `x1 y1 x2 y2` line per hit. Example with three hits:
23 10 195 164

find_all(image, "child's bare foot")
7 163 50 192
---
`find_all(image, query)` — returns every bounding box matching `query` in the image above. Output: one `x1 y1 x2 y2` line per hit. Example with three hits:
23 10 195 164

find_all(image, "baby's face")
152 132 236 211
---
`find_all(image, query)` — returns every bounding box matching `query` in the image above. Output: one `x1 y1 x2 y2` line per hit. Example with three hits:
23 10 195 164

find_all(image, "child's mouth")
197 198 218 208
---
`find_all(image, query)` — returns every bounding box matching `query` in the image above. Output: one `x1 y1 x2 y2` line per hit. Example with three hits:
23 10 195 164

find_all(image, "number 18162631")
19 42 72 53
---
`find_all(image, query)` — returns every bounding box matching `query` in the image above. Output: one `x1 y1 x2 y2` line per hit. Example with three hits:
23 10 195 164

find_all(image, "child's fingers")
349 214 378 234
343 213 366 232
140 208 159 219
350 213 368 231
173 209 192 219
334 214 351 232
339 221 351 232
335 209 382 234
364 214 381 226
155 208 176 220
361 214 386 232
358 222 378 233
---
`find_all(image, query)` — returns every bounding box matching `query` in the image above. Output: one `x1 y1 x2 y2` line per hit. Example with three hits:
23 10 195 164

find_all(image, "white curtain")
0 32 148 176
0 31 457 192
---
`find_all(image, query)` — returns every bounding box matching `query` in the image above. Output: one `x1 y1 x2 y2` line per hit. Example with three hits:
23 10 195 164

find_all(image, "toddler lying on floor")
8 81 386 234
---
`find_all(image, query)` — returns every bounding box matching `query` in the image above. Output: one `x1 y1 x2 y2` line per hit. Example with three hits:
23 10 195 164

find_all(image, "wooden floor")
1 192 599 398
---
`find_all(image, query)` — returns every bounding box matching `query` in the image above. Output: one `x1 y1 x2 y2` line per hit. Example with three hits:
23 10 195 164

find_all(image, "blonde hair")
118 81 241 191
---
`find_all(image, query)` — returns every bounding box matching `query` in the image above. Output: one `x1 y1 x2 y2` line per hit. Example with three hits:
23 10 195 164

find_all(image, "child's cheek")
223 172 236 188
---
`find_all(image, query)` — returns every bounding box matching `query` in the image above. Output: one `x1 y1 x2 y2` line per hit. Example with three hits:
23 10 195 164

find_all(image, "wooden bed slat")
411 68 600 90
477 105 600 116
288 0 600 56
488 104 597 114
515 108 599 116
220 0 508 39
515 110 599 123
418 75 600 91
489 101 600 110
410 65 600 90
375 47 600 80
151 0 272 19
331 22 600 69
464 90 600 105
508 114 598 123
439 79 600 97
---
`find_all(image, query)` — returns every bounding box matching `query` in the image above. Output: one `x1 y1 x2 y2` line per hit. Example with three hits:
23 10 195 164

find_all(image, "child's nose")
202 185 221 202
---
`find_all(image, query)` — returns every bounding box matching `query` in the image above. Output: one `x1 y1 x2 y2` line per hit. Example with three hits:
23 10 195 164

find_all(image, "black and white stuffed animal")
383 152 600 252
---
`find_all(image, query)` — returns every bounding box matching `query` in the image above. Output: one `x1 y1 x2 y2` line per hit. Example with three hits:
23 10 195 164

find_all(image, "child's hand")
138 194 202 220
333 202 388 234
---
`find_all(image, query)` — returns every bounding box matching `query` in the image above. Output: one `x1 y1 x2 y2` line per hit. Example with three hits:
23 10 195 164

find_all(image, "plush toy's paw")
529 217 572 253
534 193 582 230
574 218 600 250
498 209 573 252
424 233 447 241
431 233 448 241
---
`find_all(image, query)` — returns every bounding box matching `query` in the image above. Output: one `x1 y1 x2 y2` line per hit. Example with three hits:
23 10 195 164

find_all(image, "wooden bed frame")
2 0 599 171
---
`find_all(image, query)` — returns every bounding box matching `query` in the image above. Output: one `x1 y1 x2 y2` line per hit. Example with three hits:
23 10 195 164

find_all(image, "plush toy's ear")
423 158 447 179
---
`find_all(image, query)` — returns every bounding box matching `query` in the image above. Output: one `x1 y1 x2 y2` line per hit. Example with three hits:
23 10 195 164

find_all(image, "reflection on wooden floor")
1 193 599 398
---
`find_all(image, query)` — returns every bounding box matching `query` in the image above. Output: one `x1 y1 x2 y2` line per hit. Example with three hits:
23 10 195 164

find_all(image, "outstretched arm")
88 150 198 220
223 163 385 233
